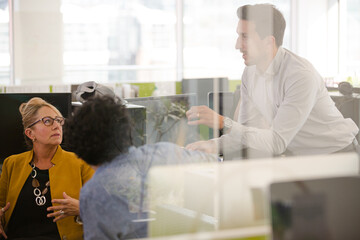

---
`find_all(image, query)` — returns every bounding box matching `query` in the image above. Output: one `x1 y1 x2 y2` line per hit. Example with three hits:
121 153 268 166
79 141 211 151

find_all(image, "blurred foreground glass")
147 152 358 238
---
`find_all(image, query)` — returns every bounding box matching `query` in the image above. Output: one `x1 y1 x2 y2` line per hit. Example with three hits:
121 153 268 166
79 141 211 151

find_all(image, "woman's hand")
0 202 10 239
47 192 80 222
186 106 225 129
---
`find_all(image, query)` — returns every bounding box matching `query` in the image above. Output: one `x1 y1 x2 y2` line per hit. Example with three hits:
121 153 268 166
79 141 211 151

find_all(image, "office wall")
13 0 63 84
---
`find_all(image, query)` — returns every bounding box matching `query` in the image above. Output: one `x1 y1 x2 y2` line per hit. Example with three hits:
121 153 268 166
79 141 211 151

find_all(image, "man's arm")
220 71 318 155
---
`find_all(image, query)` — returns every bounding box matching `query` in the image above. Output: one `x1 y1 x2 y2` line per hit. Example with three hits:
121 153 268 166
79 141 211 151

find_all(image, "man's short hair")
237 4 286 47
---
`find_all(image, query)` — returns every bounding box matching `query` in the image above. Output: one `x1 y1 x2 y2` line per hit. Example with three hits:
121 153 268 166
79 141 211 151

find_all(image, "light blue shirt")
80 142 218 240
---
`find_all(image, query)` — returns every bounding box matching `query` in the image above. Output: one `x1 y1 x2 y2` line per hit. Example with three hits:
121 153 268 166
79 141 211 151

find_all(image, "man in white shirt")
186 4 359 156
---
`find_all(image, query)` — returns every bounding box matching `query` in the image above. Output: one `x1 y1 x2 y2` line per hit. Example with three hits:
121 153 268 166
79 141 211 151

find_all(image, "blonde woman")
0 97 94 240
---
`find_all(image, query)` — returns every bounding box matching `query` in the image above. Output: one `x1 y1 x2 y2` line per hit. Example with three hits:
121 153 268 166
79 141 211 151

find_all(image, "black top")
6 166 60 240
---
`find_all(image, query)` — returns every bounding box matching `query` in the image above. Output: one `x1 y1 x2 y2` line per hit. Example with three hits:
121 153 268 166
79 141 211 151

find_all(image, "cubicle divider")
147 152 359 238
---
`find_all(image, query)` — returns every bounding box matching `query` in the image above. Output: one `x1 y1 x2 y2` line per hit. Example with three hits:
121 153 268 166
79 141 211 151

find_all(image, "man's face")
235 20 267 66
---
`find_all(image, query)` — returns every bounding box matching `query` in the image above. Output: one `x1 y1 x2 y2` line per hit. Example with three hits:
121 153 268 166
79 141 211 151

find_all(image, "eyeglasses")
27 116 65 128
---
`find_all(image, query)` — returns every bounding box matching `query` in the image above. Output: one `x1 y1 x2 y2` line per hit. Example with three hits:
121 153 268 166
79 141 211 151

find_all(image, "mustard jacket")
0 146 94 240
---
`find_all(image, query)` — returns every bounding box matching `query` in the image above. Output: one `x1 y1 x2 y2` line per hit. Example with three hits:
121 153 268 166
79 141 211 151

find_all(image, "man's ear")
265 35 276 46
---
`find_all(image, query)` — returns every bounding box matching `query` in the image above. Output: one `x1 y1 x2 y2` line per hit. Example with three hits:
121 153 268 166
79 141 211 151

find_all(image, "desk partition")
147 152 359 238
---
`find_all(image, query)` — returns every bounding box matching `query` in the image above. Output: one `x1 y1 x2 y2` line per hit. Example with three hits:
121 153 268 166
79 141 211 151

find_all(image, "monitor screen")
182 77 229 106
270 176 360 240
208 91 235 119
0 93 71 163
126 94 200 146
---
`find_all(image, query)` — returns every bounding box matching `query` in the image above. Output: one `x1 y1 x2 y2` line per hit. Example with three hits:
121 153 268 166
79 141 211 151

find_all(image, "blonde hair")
19 97 63 147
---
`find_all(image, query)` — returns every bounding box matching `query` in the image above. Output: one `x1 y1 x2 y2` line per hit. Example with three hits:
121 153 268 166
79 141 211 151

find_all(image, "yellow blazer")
0 146 94 240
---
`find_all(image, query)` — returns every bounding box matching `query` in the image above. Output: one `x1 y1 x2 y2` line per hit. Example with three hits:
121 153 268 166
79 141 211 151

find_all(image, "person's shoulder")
80 173 102 197
60 147 84 163
281 48 321 81
153 142 179 149
7 150 31 158
136 142 180 154
4 150 32 164
282 48 316 72
1 150 32 172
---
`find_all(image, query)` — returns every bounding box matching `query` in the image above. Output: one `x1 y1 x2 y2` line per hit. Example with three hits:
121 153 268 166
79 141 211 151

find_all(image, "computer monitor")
0 93 71 163
125 94 199 146
182 78 229 106
270 176 360 240
124 103 146 147
208 92 235 119
147 152 359 237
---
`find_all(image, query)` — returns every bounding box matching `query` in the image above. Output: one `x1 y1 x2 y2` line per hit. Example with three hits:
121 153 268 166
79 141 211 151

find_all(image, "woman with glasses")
0 97 94 240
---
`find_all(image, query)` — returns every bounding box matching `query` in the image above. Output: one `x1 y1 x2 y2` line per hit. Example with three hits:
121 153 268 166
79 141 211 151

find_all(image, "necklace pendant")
32 178 40 188
35 196 46 206
34 188 41 197
42 187 48 195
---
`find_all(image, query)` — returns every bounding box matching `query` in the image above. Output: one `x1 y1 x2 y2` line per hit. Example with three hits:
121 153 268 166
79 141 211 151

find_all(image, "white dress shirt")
216 47 359 155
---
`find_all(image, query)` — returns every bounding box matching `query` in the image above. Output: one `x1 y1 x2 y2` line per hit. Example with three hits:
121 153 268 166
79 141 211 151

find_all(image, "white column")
176 0 183 82
12 0 63 85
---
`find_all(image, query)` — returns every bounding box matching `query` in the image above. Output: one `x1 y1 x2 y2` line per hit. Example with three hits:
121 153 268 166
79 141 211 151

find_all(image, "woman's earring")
32 138 36 142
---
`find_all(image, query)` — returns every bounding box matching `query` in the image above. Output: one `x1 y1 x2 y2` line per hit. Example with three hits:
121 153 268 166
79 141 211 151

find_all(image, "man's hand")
0 202 10 239
47 192 80 222
186 106 225 129
185 140 218 154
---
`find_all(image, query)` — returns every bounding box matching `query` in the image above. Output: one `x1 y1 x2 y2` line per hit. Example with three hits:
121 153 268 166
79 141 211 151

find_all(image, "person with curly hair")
65 96 218 239
0 97 94 240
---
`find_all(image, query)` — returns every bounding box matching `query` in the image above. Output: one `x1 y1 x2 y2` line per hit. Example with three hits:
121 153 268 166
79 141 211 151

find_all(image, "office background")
0 1 360 239
0 0 358 90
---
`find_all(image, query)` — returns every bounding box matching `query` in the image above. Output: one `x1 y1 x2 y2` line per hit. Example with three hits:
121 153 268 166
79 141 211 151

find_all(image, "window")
0 0 9 86
183 0 292 80
61 0 177 84
344 0 360 83
6 0 292 87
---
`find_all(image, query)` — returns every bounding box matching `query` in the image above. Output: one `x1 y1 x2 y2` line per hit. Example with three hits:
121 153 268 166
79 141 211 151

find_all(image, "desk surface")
138 225 270 240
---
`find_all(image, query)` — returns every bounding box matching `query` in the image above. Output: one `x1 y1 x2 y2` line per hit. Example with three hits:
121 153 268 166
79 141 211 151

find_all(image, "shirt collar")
28 145 62 165
256 46 285 76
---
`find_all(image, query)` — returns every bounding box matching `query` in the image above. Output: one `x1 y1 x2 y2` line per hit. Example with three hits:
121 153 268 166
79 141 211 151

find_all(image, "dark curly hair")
64 96 132 166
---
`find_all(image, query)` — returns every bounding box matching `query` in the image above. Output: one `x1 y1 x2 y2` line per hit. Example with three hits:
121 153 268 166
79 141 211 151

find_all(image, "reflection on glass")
126 94 200 146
